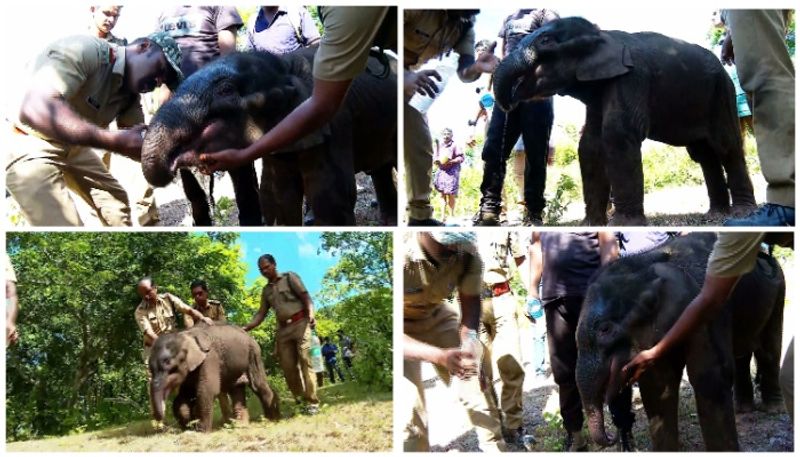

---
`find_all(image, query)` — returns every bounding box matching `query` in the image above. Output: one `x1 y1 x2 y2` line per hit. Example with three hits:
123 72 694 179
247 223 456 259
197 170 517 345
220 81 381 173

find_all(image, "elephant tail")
248 343 281 421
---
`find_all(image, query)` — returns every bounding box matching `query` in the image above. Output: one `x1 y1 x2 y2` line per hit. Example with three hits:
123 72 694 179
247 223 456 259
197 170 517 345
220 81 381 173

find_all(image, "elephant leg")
229 162 263 226
229 387 250 424
686 141 731 214
370 163 398 226
248 345 281 421
733 354 755 412
195 373 220 433
173 392 194 430
638 360 683 451
686 328 740 451
755 296 785 408
578 107 610 225
259 158 278 226
179 169 212 226
302 144 356 226
270 156 304 225
218 391 234 423
600 113 647 226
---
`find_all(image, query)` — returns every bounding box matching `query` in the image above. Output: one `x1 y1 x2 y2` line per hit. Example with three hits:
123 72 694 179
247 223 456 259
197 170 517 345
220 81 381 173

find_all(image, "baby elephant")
148 323 280 432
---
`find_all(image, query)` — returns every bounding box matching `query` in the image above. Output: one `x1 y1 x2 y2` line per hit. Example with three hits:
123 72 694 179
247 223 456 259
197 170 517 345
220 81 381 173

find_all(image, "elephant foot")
706 206 730 219
731 203 758 218
581 214 608 226
608 213 647 226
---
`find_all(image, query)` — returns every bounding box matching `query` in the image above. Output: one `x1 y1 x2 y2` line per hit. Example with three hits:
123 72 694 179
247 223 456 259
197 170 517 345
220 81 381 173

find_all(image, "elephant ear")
184 333 211 372
575 32 633 82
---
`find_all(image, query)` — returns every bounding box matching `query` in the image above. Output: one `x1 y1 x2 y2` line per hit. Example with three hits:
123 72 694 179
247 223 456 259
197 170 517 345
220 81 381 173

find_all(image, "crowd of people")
402 231 793 451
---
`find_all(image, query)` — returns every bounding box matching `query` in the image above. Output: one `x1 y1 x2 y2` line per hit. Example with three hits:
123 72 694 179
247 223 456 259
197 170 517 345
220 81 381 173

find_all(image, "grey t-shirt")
498 9 559 56
157 6 243 76
541 232 600 303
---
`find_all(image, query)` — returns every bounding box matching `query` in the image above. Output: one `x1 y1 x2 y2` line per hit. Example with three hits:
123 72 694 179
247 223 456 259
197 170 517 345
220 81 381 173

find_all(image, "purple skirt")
434 165 461 195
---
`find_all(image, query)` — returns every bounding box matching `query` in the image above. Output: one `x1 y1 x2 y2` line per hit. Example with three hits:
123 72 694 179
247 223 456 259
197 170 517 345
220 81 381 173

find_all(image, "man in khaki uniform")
6 32 182 226
479 231 529 445
404 10 500 225
403 232 506 452
243 254 320 414
134 277 213 366
625 232 794 423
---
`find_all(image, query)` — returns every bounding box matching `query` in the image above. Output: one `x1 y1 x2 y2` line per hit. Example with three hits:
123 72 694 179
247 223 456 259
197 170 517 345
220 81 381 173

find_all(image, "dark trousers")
546 296 634 433
479 98 554 216
325 359 345 383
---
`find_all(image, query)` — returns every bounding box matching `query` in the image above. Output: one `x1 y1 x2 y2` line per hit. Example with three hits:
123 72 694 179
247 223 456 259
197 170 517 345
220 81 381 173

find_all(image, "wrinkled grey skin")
494 17 756 225
576 233 785 451
142 48 397 226
149 324 280 432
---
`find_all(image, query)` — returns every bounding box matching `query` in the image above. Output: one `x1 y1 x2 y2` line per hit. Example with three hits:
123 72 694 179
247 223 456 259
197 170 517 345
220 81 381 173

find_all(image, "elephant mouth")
509 69 555 106
165 119 234 176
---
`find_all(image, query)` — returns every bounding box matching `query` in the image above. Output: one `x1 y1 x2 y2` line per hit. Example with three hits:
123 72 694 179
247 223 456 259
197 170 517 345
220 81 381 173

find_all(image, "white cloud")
298 242 316 258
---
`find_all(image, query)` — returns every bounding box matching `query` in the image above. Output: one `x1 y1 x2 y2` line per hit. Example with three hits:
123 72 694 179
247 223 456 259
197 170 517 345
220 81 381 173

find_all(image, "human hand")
112 125 147 160
6 321 18 346
404 70 442 99
309 315 316 329
437 348 478 379
202 317 214 326
474 41 500 74
199 148 249 173
720 33 735 65
621 347 659 385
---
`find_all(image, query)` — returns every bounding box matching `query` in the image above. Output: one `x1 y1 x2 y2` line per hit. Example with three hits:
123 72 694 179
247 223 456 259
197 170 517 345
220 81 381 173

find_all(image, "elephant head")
141 51 313 187
493 17 633 111
148 331 211 422
576 244 703 447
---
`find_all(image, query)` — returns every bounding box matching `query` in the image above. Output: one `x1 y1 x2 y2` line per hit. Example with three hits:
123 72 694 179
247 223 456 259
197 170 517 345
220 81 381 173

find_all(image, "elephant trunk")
141 97 208 187
576 352 617 448
493 47 537 112
149 377 168 422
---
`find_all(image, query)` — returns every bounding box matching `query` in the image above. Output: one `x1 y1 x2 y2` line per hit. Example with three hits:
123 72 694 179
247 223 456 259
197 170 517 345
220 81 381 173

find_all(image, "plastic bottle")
408 53 459 115
309 330 324 373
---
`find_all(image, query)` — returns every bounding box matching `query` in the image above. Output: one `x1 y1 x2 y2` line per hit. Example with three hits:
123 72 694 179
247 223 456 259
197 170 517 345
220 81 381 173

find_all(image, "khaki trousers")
481 291 526 430
102 152 159 226
404 103 434 220
276 319 319 405
727 10 795 206
6 131 131 226
404 303 505 451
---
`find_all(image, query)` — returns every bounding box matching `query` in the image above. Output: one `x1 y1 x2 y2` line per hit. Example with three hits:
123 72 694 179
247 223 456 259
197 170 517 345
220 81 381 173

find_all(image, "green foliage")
318 233 392 390
641 143 705 192
212 196 236 226
544 174 579 224
553 141 578 167
540 411 565 451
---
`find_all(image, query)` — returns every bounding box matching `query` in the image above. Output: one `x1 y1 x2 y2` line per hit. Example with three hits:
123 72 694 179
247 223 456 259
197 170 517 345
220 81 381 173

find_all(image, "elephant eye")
597 322 612 335
539 35 552 45
217 82 236 97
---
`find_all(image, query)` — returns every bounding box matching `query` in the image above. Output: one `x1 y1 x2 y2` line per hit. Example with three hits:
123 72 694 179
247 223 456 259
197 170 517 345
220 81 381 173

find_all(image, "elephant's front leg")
578 107 610 225
601 115 647 226
195 374 221 432
229 162 263 226
686 329 740 450
733 354 755 412
370 163 398 226
173 390 194 430
302 144 356 226
638 359 683 451
179 169 212 226
269 155 304 225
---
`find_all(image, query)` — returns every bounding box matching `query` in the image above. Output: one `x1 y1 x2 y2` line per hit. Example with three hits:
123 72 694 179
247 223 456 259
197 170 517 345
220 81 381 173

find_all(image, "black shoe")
473 208 500 226
522 210 544 226
408 217 443 226
723 203 795 226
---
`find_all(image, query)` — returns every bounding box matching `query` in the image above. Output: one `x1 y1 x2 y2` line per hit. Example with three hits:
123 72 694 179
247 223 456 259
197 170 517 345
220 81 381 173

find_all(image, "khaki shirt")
404 10 475 69
313 7 390 81
134 292 192 342
261 272 309 323
186 299 226 327
5 253 16 283
404 236 483 320
15 35 144 139
707 232 764 278
481 231 525 285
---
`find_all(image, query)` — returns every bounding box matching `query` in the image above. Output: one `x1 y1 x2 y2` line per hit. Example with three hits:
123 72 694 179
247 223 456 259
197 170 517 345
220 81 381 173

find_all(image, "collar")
256 7 289 29
110 43 126 91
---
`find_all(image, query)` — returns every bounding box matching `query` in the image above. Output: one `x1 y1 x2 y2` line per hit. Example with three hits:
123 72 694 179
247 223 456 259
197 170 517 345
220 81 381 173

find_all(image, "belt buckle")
285 317 293 325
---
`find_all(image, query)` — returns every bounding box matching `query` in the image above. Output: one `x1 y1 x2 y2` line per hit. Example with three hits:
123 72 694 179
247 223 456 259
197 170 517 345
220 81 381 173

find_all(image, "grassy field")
6 382 391 452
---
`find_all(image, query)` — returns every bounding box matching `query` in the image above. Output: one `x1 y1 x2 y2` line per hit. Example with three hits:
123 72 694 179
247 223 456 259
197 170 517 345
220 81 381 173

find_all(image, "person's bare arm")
598 231 620 265
200 78 352 171
19 88 144 158
243 294 271 332
6 280 19 346
404 334 471 378
457 292 481 337
186 308 213 326
528 232 543 299
622 274 740 383
218 27 238 55
457 42 499 83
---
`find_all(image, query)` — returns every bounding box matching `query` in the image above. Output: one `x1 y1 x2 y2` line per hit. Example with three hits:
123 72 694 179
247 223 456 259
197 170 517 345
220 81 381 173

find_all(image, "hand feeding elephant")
148 323 280 432
493 17 757 225
141 48 397 226
575 233 785 450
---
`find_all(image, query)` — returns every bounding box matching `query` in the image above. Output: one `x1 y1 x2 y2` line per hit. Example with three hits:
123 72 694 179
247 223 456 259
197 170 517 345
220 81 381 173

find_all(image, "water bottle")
454 330 484 394
527 297 544 320
408 53 458 115
309 330 324 373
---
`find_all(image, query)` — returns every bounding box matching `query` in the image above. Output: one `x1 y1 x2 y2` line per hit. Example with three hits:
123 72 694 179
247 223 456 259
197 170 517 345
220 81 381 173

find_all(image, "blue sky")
236 232 337 299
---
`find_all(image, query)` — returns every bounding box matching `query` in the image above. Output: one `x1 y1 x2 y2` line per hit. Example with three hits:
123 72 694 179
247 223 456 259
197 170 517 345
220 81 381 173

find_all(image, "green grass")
6 382 391 452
